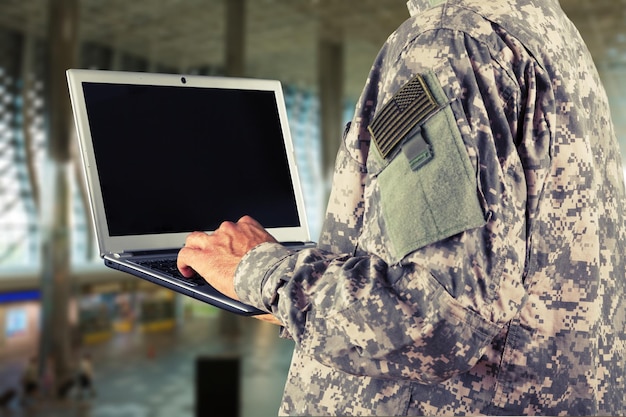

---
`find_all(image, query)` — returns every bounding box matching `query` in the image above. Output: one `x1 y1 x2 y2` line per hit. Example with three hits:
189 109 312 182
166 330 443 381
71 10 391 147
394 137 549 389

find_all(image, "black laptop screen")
82 82 300 236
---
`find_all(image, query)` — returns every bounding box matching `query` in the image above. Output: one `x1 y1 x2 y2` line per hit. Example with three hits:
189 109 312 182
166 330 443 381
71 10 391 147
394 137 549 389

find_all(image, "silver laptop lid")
67 69 311 255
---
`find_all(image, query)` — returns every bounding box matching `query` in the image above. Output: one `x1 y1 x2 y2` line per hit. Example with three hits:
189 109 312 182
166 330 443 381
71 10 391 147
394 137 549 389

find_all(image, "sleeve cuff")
233 242 293 311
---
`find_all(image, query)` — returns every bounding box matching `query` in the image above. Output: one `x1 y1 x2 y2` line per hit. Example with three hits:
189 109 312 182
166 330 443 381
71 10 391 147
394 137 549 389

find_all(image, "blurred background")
0 0 624 416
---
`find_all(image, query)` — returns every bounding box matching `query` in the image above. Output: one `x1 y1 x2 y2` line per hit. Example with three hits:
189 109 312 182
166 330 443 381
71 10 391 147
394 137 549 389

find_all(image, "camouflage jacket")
234 0 626 415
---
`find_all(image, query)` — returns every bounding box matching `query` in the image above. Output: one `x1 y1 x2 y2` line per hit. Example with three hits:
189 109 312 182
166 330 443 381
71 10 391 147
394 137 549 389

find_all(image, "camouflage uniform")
234 0 626 415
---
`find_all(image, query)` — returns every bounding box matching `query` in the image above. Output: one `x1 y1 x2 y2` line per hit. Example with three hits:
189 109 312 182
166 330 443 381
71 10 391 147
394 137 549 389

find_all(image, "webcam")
181 76 187 84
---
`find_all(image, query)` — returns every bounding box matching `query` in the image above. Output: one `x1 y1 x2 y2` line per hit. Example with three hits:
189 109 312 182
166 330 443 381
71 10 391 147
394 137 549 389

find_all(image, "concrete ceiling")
1 0 625 101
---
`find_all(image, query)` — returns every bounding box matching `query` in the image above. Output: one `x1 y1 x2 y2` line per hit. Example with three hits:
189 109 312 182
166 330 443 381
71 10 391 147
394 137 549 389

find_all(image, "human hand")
177 215 277 300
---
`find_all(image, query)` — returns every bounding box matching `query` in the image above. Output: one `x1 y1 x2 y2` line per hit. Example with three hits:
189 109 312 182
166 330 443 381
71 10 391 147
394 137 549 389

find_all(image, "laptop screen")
82 82 300 237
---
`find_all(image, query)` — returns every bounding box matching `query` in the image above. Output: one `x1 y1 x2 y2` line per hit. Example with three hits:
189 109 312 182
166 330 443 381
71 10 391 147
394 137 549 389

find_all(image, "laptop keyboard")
133 258 206 287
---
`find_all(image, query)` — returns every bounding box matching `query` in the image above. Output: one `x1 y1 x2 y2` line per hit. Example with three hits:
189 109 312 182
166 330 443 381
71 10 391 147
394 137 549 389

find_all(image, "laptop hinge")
109 252 132 259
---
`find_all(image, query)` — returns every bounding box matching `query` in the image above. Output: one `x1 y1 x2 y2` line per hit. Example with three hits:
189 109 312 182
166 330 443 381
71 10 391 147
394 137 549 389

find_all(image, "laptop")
67 69 315 316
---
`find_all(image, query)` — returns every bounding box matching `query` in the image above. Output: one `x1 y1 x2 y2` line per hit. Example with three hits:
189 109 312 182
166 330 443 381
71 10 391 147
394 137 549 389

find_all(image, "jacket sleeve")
234 28 533 385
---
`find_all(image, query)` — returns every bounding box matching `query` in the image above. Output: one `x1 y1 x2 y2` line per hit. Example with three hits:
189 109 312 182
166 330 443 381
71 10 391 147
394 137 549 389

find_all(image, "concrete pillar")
39 0 80 390
318 31 344 190
45 0 79 163
111 48 123 71
225 0 246 77
220 0 247 337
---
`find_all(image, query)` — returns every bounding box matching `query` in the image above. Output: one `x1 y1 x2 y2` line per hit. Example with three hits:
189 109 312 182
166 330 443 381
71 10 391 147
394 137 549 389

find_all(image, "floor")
0 314 294 417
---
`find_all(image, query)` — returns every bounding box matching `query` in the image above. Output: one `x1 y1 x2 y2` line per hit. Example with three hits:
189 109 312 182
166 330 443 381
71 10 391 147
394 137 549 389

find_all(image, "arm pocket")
371 73 486 263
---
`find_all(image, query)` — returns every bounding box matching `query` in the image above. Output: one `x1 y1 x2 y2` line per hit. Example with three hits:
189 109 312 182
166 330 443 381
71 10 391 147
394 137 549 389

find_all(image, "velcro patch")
402 128 434 171
368 74 439 158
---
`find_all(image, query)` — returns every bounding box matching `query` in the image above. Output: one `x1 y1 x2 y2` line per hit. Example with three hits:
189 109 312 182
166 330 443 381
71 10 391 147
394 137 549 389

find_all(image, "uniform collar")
406 0 446 16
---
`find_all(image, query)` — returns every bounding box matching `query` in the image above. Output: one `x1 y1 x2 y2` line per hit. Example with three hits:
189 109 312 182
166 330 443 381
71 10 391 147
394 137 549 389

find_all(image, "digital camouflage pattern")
234 0 626 415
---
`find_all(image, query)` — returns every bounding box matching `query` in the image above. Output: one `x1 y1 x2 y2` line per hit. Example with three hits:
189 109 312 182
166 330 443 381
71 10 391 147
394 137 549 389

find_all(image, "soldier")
178 0 626 415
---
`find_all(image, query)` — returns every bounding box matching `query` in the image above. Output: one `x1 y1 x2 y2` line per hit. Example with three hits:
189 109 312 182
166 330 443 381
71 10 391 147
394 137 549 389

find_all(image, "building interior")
0 0 625 416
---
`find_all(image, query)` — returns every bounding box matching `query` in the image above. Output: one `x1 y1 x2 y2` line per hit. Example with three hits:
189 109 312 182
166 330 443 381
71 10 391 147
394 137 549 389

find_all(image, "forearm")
234 239 514 384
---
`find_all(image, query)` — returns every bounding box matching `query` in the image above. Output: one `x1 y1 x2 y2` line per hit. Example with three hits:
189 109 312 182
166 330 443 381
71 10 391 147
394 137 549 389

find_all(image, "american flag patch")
368 74 439 159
